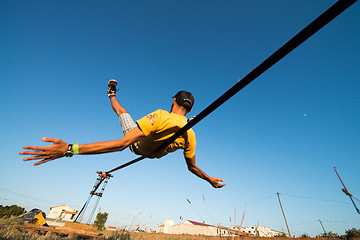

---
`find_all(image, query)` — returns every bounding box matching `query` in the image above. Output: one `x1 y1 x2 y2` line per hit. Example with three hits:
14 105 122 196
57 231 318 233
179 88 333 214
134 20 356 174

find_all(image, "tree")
343 228 360 240
0 205 25 218
94 211 108 231
300 233 311 238
274 232 288 238
316 231 340 239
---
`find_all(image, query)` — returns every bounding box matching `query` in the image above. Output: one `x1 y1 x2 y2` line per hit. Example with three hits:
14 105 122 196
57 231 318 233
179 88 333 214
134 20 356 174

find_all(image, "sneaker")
107 79 118 98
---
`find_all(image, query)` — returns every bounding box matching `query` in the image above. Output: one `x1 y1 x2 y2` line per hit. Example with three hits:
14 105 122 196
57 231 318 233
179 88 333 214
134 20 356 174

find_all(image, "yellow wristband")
73 142 79 155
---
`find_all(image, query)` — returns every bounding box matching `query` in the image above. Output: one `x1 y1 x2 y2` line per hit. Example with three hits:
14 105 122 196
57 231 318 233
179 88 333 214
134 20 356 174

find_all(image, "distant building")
106 226 117 231
157 224 165 233
46 205 78 227
156 220 238 236
242 225 286 237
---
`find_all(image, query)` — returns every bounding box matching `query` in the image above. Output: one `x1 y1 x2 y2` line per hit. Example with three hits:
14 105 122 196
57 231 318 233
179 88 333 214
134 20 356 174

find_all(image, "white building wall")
157 220 232 236
167 224 218 236
45 219 67 227
47 205 77 222
164 219 174 233
258 226 277 237
156 226 164 233
243 226 283 237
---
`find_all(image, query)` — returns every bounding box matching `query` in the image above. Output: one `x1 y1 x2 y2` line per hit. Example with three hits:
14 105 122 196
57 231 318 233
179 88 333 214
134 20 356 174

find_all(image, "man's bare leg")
107 79 137 136
108 79 128 116
110 96 127 116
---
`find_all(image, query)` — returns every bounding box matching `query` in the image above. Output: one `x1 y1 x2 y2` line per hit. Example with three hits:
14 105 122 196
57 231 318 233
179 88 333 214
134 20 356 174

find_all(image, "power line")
270 219 346 229
248 194 277 206
279 192 351 204
0 186 60 206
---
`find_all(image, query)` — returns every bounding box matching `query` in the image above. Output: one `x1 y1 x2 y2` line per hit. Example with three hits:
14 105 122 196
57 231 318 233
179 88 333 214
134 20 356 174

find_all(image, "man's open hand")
209 177 226 188
19 137 68 166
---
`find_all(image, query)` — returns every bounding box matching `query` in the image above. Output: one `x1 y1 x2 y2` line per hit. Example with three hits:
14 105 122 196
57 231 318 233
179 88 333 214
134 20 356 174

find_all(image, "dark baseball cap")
172 90 194 111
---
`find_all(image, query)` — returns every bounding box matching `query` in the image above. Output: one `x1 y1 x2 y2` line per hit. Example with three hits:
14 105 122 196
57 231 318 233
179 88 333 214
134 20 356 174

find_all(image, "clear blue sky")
1 0 359 236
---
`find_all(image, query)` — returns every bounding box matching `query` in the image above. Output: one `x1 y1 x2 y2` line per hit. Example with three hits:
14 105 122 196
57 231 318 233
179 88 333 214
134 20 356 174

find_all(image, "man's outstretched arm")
185 155 226 188
19 127 145 166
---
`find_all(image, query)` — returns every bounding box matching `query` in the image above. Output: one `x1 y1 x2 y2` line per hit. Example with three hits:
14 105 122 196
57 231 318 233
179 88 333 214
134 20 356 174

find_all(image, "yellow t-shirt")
136 109 196 159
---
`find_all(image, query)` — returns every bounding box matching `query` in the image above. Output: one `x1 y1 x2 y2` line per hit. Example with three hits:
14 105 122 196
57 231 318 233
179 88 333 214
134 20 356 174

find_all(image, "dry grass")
0 218 67 240
0 218 329 240
130 232 240 240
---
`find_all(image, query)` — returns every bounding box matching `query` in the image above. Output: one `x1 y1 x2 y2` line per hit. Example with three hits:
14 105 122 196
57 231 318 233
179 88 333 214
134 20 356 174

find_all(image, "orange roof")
187 220 214 227
62 210 78 214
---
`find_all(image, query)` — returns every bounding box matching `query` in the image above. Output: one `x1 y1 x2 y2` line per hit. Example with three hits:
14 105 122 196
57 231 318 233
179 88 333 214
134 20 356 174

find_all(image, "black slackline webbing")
334 166 360 214
106 0 357 174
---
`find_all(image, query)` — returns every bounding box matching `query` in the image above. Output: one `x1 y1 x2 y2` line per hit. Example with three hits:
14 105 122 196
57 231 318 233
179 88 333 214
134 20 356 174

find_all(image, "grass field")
0 218 326 240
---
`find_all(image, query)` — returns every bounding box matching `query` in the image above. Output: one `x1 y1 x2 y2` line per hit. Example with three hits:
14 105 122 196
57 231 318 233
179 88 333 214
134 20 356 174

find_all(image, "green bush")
0 205 25 218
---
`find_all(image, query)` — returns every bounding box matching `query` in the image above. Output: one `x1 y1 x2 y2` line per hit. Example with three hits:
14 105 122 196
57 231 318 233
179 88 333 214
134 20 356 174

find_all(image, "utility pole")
319 219 326 235
240 203 247 231
333 165 360 214
234 209 236 227
277 193 291 237
254 219 259 239
75 171 112 224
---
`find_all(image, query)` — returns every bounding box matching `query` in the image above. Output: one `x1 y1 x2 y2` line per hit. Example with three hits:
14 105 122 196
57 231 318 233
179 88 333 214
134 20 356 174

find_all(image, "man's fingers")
21 137 61 153
209 177 226 188
213 178 224 183
23 155 49 161
213 178 226 188
22 146 45 151
21 137 66 166
20 150 44 155
33 158 54 166
214 183 226 188
42 137 60 143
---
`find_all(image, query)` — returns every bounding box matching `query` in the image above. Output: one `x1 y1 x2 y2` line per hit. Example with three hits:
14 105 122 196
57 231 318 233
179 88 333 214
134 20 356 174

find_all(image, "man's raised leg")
107 79 137 135
108 79 127 116
110 96 128 116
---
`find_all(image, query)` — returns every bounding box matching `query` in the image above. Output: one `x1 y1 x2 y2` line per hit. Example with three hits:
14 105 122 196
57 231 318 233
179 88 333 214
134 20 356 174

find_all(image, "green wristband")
73 142 79 155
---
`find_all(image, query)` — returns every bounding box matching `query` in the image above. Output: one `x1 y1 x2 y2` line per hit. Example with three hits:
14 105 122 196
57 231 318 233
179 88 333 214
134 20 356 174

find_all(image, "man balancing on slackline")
20 80 226 188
